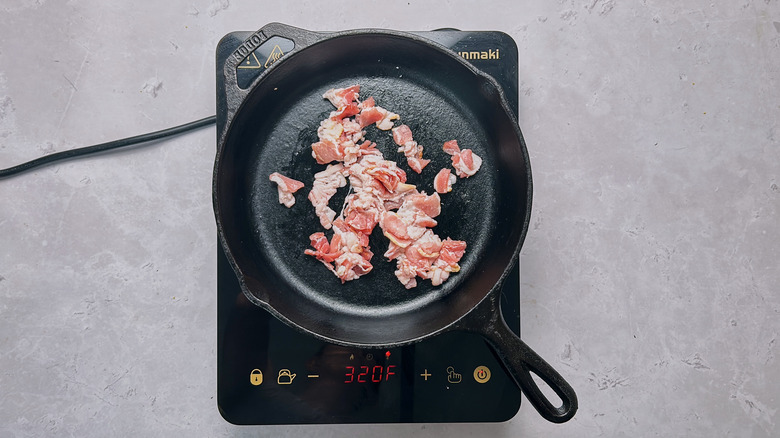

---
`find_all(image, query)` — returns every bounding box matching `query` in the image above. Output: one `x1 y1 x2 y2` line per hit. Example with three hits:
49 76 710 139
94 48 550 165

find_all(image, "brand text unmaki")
458 49 500 60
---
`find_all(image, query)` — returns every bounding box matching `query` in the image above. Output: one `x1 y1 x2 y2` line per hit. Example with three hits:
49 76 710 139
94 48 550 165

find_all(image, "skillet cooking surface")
251 78 496 314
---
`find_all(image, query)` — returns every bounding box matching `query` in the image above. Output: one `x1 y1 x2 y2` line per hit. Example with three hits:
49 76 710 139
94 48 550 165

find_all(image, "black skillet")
213 23 577 423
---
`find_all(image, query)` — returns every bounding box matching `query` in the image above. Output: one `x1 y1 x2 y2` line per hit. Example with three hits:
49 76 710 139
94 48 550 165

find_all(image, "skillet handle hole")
530 370 564 409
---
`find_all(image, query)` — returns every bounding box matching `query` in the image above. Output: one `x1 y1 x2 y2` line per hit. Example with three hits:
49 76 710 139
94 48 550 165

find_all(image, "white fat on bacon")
308 164 347 229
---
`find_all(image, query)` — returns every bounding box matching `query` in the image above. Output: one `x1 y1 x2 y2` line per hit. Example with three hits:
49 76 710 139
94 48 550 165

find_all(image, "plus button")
420 369 432 381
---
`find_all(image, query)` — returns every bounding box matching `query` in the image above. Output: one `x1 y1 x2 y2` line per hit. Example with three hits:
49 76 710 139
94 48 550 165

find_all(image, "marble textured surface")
1 1 778 436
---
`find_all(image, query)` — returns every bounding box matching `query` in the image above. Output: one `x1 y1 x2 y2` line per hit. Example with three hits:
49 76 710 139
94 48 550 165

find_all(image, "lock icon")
249 369 263 386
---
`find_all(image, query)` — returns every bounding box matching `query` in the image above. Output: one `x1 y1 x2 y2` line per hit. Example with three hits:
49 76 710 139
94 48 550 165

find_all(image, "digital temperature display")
344 365 397 383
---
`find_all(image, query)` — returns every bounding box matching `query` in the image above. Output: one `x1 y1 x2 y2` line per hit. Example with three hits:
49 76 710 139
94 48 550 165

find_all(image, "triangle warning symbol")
264 45 285 68
237 52 262 69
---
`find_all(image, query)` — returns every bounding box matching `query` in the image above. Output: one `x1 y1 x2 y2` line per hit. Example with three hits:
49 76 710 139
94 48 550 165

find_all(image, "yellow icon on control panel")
277 369 296 385
446 366 462 384
250 369 263 386
473 365 491 383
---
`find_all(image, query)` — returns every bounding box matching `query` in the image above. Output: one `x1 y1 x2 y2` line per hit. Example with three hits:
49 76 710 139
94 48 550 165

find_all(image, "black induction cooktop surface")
216 28 523 425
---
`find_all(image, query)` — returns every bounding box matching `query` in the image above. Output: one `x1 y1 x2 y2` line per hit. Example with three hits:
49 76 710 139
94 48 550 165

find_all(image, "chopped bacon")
380 212 413 248
375 109 400 131
304 232 343 264
356 96 399 130
427 238 467 286
392 124 429 174
306 216 376 283
437 238 467 269
332 102 360 120
311 139 344 165
392 125 413 145
305 227 374 283
403 192 441 219
333 252 374 283
357 107 385 128
442 140 460 155
342 191 382 235
308 164 347 229
394 235 466 289
347 154 409 202
322 85 361 109
269 172 305 207
433 168 456 194
298 85 469 288
342 140 380 166
442 139 483 178
375 191 465 289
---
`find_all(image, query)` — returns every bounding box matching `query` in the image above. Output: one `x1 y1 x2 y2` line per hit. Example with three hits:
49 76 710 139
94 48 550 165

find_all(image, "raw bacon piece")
433 168 456 194
392 124 429 174
306 220 376 283
269 172 305 207
333 251 374 283
356 97 399 130
347 154 409 202
403 192 442 219
406 156 431 174
398 236 466 289
341 191 382 236
304 232 343 264
437 238 467 271
357 107 385 128
427 238 467 286
380 211 413 248
322 85 361 109
311 139 344 165
392 125 414 145
375 109 400 131
442 140 460 155
442 140 483 178
343 140 380 166
332 102 360 120
456 149 482 177
308 164 347 229
306 218 375 284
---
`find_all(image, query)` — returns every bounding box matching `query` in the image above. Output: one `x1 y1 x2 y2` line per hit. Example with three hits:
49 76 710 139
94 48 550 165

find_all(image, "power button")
473 365 491 383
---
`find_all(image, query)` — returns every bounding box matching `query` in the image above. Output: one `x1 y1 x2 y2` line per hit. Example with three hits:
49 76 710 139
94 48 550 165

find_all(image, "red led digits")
371 366 382 382
357 365 369 383
343 364 397 383
385 365 396 381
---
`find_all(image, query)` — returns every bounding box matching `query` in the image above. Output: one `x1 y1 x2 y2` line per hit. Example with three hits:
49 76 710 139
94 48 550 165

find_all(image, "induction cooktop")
216 28 523 425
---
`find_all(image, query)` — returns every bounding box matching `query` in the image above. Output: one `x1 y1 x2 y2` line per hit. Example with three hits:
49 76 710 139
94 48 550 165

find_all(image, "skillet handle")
459 292 578 423
222 23 321 118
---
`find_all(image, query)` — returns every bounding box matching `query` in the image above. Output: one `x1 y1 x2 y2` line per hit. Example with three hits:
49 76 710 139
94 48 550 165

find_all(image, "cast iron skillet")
214 23 577 423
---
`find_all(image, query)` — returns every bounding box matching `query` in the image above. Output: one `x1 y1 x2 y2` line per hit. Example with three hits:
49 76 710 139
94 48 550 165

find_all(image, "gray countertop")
1 1 778 436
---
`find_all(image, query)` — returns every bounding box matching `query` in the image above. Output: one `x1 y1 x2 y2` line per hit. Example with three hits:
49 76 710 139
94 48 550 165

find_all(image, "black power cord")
0 115 216 179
